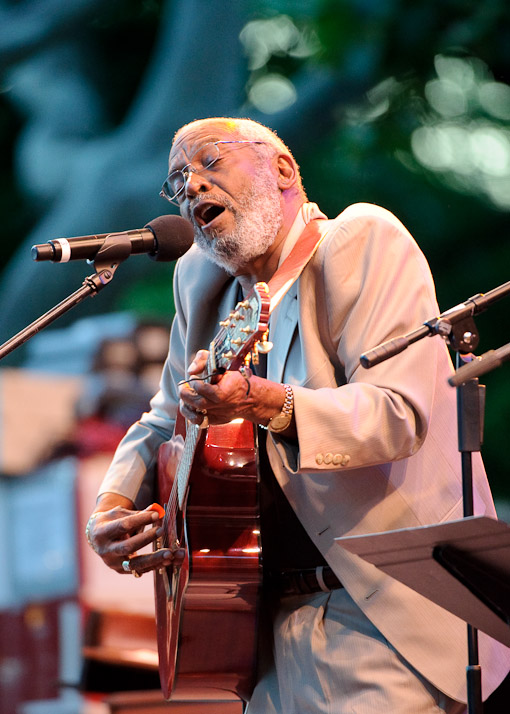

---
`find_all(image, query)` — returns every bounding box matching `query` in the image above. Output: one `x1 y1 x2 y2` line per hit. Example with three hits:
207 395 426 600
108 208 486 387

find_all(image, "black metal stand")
359 279 510 714
0 234 132 362
456 354 485 714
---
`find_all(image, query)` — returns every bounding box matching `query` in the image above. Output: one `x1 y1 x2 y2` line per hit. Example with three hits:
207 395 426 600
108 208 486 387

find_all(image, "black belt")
266 566 343 597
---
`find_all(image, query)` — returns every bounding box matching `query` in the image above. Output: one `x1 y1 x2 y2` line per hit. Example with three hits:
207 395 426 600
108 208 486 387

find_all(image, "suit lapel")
264 214 331 383
267 281 298 383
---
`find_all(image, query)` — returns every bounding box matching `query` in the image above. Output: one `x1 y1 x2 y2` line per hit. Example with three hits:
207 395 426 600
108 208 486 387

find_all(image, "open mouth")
193 202 226 228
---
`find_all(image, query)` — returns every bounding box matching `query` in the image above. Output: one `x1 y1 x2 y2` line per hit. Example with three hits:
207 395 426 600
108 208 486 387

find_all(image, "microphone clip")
424 313 480 355
86 233 133 292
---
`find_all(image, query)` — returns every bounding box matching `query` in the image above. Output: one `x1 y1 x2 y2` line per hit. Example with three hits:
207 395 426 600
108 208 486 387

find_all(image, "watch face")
268 414 291 432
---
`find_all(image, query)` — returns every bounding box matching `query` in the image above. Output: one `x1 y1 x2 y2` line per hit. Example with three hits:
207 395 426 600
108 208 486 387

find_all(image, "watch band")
267 384 294 433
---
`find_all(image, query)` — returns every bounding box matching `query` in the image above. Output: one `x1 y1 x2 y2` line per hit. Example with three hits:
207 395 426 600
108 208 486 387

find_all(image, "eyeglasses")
160 140 267 206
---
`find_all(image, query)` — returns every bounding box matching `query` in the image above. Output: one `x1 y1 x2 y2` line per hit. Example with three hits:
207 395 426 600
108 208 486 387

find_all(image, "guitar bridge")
155 536 181 575
154 533 183 605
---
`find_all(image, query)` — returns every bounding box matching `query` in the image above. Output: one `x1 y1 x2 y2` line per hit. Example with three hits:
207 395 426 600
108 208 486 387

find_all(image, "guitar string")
162 422 200 548
161 345 219 550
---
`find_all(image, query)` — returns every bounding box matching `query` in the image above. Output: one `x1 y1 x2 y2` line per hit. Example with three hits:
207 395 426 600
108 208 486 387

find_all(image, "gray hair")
173 117 306 196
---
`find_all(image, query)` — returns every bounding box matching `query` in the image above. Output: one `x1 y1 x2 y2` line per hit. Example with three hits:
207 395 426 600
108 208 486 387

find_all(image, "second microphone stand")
359 280 510 714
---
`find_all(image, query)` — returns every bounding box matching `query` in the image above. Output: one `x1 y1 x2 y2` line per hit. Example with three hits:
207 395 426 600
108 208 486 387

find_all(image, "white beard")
192 170 283 275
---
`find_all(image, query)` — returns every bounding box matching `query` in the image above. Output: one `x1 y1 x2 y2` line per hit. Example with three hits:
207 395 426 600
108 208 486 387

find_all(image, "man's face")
168 123 283 274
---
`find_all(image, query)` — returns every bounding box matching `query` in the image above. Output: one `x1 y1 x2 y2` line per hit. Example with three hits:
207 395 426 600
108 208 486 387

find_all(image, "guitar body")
155 412 262 701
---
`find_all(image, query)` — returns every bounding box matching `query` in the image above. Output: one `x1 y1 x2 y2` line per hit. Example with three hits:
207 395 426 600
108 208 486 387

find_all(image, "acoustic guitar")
154 282 271 701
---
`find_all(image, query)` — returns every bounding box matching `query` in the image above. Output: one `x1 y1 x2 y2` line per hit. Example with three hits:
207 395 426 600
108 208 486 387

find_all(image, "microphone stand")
0 235 132 362
360 280 510 370
359 279 510 714
454 351 484 714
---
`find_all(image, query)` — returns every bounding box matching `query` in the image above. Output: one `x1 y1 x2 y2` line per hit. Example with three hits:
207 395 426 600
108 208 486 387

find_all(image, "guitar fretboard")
177 423 200 509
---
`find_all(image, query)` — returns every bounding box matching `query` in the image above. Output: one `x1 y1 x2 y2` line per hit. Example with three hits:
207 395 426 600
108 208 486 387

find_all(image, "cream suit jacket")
99 202 510 703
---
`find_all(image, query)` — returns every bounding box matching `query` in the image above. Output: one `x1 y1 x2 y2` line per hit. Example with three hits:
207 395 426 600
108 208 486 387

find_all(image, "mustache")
187 194 234 222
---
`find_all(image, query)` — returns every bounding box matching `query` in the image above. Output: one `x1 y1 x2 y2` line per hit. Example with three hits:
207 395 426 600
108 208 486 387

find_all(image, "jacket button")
324 452 333 464
332 453 343 465
315 453 324 465
341 454 351 467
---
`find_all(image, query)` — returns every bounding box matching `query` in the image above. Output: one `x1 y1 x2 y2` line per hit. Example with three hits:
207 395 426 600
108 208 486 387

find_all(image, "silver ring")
122 559 131 573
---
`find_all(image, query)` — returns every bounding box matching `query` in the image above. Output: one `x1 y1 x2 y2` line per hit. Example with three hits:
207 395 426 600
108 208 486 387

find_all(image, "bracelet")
239 365 252 396
85 512 102 553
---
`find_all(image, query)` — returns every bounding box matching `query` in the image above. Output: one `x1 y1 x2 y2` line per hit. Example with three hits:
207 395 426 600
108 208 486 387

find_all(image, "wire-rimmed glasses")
160 140 267 206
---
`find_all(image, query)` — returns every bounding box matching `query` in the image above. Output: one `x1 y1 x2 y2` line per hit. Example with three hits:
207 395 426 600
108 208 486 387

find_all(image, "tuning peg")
257 340 273 354
257 331 273 353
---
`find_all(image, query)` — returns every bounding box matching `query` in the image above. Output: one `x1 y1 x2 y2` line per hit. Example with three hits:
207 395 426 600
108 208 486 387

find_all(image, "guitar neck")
175 422 200 510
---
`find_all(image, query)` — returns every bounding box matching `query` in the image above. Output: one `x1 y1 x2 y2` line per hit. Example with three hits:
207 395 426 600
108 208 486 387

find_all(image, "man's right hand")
86 493 182 576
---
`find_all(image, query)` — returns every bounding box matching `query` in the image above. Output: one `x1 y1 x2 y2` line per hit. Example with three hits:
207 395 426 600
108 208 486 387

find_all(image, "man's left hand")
178 349 290 431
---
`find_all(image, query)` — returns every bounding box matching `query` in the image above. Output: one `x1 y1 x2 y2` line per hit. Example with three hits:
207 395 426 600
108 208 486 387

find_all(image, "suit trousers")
246 587 467 714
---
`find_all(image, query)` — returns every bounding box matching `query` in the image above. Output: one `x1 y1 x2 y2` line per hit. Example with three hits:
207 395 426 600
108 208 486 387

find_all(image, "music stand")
335 515 510 648
359 281 510 714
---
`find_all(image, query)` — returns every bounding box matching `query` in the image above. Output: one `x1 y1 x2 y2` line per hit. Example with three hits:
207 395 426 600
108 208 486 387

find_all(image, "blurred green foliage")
243 0 510 499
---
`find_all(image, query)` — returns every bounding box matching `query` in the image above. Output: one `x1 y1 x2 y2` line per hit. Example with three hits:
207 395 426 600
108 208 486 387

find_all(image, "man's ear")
276 154 298 190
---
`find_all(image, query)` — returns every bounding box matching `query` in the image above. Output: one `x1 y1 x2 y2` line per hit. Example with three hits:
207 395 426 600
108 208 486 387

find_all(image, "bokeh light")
411 55 510 209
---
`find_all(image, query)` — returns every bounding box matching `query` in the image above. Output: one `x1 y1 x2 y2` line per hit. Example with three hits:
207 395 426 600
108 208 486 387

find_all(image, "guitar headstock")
212 282 271 372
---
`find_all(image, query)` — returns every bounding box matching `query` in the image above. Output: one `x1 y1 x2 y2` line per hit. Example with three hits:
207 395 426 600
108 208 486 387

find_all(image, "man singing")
86 117 509 713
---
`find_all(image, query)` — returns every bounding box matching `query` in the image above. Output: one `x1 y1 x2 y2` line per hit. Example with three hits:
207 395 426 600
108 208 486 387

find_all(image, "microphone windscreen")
146 215 194 262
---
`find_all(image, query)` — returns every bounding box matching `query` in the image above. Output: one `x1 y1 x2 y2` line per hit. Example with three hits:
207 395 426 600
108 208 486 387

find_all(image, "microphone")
31 215 194 263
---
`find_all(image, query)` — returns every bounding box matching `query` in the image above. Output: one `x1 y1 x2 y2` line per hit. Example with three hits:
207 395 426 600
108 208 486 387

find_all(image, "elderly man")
86 117 509 713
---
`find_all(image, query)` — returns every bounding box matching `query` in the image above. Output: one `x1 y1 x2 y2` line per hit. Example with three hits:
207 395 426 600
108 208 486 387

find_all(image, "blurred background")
0 1 509 712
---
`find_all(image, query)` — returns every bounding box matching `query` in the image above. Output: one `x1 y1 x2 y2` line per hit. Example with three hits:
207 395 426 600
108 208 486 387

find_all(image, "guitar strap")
265 217 330 315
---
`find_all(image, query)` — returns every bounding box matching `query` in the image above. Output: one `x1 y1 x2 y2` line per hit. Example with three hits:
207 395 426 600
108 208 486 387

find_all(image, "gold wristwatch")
267 384 294 433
